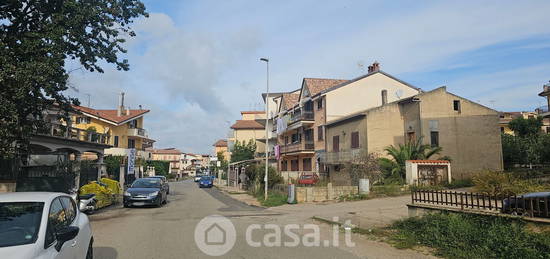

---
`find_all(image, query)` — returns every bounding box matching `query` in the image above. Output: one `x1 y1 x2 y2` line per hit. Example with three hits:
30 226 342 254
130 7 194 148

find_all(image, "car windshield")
131 179 161 188
301 175 313 179
200 176 210 181
0 202 44 247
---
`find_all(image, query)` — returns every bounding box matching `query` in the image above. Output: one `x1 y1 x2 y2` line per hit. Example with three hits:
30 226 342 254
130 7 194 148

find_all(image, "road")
89 180 432 259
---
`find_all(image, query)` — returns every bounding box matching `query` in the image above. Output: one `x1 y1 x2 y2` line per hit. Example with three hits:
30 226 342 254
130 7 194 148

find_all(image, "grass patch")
252 190 288 207
390 212 550 258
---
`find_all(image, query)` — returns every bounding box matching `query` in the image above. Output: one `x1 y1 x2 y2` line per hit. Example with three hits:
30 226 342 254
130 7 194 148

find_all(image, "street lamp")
260 57 269 200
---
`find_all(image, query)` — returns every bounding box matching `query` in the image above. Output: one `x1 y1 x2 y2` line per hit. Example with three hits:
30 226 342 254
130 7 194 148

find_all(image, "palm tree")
379 137 443 179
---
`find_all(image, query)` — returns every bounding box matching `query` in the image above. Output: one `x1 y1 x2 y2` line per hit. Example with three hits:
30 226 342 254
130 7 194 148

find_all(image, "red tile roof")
230 120 264 130
240 111 264 114
282 92 300 110
151 148 182 154
213 139 228 147
303 78 348 97
408 160 450 164
73 106 149 125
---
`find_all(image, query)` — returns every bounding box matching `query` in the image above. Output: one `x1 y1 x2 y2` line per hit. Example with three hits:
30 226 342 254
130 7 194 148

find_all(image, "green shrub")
254 190 287 207
444 178 474 189
391 212 550 258
473 170 547 196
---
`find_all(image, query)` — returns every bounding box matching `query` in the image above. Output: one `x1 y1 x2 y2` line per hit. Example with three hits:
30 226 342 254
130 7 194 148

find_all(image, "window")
113 136 119 147
303 158 312 171
351 131 359 149
500 127 505 133
75 117 90 124
453 100 461 112
317 126 323 140
128 139 136 149
281 161 287 171
291 132 301 143
547 127 550 134
407 132 416 142
0 202 44 248
45 198 67 248
128 119 138 129
60 197 76 225
304 100 313 112
304 129 314 141
333 135 339 152
291 160 299 171
430 131 439 147
317 98 323 110
381 90 388 105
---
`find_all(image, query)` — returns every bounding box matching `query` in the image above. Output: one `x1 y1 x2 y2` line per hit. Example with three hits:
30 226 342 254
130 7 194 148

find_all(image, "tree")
508 117 543 137
343 150 382 186
0 1 148 157
146 160 169 176
230 140 256 163
379 137 444 179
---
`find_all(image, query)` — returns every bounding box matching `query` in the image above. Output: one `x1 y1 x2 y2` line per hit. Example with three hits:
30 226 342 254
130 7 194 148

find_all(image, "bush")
253 190 287 207
391 212 550 258
473 170 547 196
444 178 474 189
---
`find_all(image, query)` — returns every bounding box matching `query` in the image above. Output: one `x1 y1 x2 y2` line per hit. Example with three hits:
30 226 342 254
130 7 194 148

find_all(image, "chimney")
126 107 130 116
372 61 380 72
117 92 125 117
367 65 373 73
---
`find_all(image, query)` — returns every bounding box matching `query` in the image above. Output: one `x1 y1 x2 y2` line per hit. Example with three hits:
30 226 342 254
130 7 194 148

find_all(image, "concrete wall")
233 128 266 153
313 96 326 151
325 72 419 122
295 183 358 202
412 87 503 178
0 182 16 193
365 103 405 155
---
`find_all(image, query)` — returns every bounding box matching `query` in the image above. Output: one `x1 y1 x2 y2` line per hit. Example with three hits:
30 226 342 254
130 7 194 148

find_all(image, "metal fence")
411 189 550 218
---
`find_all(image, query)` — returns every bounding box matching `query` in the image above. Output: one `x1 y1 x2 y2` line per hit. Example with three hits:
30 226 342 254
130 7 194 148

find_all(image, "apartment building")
498 111 550 135
325 87 504 181
274 62 421 180
213 139 230 161
72 93 155 160
150 148 183 177
182 153 203 176
230 111 266 155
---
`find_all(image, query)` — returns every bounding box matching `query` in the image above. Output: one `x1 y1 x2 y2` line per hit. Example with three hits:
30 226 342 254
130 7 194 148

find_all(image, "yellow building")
499 111 550 135
72 103 155 160
230 111 266 155
213 139 230 161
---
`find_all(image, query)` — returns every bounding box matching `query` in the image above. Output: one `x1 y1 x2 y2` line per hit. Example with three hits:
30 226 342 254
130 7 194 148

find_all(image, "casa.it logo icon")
194 215 236 256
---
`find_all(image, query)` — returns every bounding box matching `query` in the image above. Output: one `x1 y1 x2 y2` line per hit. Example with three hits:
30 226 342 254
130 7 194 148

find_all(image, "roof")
230 120 264 130
73 105 150 125
150 148 182 154
303 78 348 97
213 139 228 147
282 91 300 110
407 160 450 164
240 111 264 114
261 92 285 101
0 192 66 202
319 70 421 96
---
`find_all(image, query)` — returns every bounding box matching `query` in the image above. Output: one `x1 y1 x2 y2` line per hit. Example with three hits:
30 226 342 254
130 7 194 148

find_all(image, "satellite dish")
395 89 404 99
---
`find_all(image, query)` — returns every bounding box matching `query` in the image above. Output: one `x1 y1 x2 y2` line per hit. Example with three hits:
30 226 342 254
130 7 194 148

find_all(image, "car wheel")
86 238 93 259
123 203 130 208
156 197 162 207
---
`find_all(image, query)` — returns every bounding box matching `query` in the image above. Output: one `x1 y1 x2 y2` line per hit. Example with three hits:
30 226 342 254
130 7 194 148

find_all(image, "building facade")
150 148 183 177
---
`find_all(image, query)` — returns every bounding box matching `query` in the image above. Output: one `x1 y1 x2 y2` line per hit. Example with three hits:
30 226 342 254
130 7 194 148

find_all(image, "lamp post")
260 57 269 200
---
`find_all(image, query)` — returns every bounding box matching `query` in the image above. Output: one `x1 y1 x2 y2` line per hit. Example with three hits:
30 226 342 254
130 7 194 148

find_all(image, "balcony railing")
128 128 147 138
289 110 314 124
280 141 314 154
323 149 362 164
536 105 550 114
36 123 110 145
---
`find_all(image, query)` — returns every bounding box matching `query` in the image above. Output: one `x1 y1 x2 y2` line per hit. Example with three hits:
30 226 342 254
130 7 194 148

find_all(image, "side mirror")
55 226 79 251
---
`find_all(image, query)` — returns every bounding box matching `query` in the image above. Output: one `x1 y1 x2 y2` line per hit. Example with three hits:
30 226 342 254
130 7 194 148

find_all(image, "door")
61 197 89 258
41 198 77 259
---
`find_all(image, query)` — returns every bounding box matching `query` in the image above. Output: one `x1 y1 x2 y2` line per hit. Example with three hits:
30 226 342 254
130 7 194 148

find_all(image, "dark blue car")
198 176 213 188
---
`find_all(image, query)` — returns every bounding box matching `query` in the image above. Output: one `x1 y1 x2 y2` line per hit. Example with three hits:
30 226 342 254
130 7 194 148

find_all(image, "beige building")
150 148 183 177
498 111 549 135
213 139 230 161
273 62 421 180
325 87 504 180
230 111 266 155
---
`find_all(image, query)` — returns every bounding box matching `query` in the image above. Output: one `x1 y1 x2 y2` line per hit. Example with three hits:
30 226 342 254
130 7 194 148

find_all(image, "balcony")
36 122 110 145
322 149 362 164
280 141 314 154
289 110 314 124
128 127 148 138
536 105 550 117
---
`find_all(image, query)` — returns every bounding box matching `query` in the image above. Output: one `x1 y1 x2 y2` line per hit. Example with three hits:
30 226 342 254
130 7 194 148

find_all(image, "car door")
41 197 77 259
60 197 89 258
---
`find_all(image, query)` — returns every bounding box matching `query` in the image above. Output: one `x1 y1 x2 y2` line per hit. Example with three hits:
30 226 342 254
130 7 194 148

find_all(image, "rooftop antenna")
84 93 91 107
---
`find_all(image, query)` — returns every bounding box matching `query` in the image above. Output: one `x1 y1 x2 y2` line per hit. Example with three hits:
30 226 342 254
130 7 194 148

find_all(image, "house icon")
205 223 226 245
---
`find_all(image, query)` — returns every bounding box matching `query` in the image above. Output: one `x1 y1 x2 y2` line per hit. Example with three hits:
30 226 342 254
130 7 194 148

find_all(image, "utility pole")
260 58 269 200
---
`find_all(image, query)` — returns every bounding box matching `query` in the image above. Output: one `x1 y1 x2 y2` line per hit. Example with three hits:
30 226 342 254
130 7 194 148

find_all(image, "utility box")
406 160 451 185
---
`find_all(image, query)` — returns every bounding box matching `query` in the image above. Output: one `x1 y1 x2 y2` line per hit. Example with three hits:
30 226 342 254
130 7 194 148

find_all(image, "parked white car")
0 192 93 259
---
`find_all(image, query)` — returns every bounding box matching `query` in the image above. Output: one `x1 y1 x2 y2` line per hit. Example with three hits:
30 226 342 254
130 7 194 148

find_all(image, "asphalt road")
89 180 362 259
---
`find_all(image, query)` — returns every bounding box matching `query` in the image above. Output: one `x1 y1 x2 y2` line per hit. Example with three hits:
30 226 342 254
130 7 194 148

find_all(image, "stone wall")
295 183 358 202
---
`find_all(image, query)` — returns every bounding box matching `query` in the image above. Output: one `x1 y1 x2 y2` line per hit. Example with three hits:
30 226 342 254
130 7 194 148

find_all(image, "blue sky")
67 0 550 154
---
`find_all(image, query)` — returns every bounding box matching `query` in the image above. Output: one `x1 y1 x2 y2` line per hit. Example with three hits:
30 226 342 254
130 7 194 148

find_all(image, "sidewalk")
214 184 263 207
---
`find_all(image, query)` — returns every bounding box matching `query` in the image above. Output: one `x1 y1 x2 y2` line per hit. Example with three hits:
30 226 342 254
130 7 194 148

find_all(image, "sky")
67 0 550 154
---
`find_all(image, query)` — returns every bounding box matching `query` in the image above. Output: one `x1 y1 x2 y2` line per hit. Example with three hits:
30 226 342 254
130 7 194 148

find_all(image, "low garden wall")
296 183 358 202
